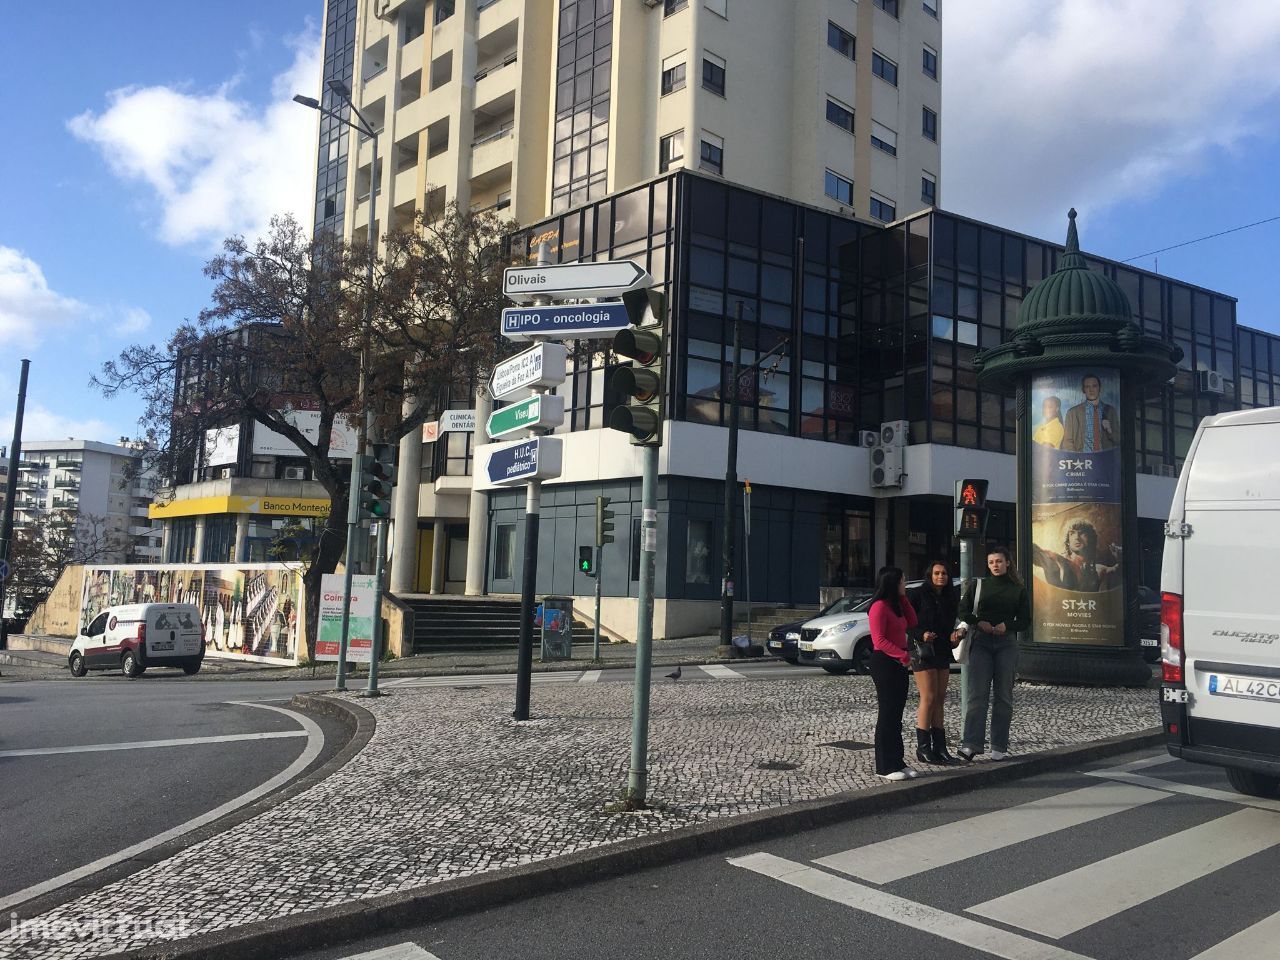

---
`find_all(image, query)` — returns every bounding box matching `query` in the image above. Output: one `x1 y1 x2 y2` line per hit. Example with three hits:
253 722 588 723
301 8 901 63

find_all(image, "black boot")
932 727 959 765
916 728 943 764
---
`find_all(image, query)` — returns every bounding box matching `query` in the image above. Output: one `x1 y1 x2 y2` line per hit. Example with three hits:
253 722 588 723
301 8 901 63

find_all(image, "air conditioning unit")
282 466 308 481
871 419 909 489
1198 370 1225 395
1158 463 1179 478
217 466 235 479
859 429 880 448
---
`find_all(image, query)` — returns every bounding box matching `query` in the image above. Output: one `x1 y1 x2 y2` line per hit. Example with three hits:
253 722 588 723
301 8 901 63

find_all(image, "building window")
824 169 853 204
496 190 511 211
924 0 938 17
872 52 898 86
706 0 727 16
661 56 686 95
870 195 896 221
826 99 855 134
874 0 899 17
921 173 936 205
433 0 454 25
923 45 938 79
494 524 515 580
659 130 685 172
922 106 938 141
827 21 855 59
664 0 688 16
700 132 724 175
703 53 726 96
871 121 897 156
686 518 712 584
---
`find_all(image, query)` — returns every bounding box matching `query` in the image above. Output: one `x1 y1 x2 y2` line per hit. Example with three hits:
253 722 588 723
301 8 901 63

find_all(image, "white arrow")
503 260 650 303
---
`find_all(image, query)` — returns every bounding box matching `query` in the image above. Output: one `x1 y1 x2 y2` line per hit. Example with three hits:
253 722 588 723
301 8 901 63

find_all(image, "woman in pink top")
867 567 919 780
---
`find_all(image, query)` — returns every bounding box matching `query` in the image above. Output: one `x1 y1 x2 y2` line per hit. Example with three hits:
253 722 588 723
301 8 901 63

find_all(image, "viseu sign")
486 394 566 441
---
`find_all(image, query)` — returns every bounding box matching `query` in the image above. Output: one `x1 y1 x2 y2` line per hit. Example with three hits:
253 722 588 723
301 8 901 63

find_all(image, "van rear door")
1182 419 1280 730
146 605 203 659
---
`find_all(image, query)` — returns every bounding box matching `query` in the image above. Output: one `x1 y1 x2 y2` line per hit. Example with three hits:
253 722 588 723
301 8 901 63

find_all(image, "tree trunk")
302 494 350 662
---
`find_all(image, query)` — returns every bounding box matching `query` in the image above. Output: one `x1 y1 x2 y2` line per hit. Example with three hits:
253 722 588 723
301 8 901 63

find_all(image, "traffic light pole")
593 547 602 660
626 442 659 805
719 302 743 651
362 518 386 697
0 359 30 649
959 536 973 723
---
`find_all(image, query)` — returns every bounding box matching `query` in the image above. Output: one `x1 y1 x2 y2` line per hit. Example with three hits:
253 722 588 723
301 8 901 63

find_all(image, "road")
0 676 335 912
299 749 1280 960
379 659 815 689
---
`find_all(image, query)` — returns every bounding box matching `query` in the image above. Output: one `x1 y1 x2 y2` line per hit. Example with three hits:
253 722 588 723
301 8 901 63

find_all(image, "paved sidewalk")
0 670 1160 959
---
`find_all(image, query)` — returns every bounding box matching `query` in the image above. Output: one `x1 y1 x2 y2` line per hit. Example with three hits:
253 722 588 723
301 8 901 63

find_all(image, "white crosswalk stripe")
391 672 583 688
338 943 442 959
1188 907 1280 959
699 664 746 679
578 669 603 683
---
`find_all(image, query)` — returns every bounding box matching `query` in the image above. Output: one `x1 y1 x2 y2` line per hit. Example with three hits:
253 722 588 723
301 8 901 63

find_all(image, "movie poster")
1029 367 1125 646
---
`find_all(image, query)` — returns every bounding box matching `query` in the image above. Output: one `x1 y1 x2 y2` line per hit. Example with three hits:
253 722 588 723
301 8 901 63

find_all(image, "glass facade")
551 0 613 214
313 0 357 236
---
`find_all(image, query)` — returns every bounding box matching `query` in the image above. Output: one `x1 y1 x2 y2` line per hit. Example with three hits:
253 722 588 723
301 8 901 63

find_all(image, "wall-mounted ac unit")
859 429 880 448
282 466 307 481
218 466 235 479
1198 370 1225 395
871 420 909 488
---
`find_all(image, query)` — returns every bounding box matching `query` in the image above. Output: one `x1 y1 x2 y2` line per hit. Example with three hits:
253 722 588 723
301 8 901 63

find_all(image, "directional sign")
486 394 566 440
501 302 631 342
440 410 477 433
503 260 650 303
490 342 567 401
486 436 563 486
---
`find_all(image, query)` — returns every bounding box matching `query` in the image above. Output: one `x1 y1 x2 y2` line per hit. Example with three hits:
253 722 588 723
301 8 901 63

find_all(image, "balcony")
54 476 80 490
19 459 42 469
52 496 77 509
56 457 82 469
15 478 38 490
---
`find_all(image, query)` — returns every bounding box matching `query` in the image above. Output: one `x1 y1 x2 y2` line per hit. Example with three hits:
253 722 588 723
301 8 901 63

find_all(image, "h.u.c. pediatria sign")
485 436 563 486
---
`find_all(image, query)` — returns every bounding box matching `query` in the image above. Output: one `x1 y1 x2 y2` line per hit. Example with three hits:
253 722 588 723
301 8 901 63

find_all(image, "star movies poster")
1029 368 1125 646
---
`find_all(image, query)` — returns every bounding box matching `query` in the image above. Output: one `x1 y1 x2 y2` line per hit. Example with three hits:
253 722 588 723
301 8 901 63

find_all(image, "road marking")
0 702 324 914
969 807 1280 938
340 944 443 960
393 672 582 688
0 730 308 759
729 852 1091 960
700 664 745 679
1085 768 1280 813
1103 752 1178 773
578 670 602 683
1189 908 1280 959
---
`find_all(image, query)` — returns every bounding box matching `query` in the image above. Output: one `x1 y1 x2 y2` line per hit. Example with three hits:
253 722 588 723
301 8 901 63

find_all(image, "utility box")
537 596 574 661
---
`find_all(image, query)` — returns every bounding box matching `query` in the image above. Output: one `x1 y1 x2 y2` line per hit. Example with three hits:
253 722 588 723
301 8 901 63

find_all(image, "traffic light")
954 478 989 539
595 496 615 547
359 442 397 520
579 545 595 577
609 288 667 446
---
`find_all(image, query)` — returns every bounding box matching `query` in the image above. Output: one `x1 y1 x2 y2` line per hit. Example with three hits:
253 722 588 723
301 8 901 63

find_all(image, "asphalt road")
0 676 335 911
301 749 1280 960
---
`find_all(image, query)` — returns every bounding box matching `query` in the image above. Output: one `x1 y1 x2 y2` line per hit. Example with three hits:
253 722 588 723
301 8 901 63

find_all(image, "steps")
733 606 821 634
398 596 597 653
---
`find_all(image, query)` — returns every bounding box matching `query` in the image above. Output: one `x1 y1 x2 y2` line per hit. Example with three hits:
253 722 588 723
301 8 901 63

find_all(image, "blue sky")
1 0 1278 447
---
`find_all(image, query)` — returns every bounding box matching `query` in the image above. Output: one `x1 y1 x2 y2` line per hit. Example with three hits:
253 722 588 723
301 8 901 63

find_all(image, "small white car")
69 603 205 679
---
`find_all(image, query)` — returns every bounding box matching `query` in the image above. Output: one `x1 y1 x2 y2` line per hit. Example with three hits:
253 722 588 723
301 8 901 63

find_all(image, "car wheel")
69 653 87 678
121 650 142 679
1225 766 1280 798
852 638 873 674
182 661 201 675
822 664 853 675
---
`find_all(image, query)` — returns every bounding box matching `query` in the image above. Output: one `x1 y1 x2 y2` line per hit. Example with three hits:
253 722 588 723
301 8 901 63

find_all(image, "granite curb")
100 722 1164 960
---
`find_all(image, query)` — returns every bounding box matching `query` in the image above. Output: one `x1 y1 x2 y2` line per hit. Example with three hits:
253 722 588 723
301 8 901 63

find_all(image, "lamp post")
294 81 379 691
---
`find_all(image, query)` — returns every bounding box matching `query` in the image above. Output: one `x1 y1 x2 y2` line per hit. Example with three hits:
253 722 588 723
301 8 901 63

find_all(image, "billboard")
1028 367 1125 646
315 574 376 663
79 564 305 664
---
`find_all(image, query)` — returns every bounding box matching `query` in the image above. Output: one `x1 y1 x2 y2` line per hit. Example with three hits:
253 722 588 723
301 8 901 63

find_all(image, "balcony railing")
472 125 513 148
54 477 80 489
474 52 518 82
52 496 77 509
56 457 82 469
19 459 42 469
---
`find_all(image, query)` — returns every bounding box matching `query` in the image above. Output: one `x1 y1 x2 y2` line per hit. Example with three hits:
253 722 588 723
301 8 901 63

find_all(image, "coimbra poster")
1028 368 1125 646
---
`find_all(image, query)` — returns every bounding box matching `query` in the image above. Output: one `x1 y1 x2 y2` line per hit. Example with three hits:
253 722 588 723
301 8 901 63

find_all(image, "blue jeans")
962 631 1018 752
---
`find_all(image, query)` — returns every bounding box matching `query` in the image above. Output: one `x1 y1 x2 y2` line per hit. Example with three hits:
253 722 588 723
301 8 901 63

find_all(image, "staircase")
398 596 598 653
732 605 822 635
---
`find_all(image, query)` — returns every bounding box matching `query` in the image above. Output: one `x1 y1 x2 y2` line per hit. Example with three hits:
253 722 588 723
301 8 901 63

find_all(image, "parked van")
1161 406 1280 797
69 603 205 679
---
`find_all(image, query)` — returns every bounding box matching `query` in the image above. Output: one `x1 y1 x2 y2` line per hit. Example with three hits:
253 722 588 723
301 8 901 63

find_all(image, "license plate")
1208 673 1280 702
799 641 815 652
1140 637 1158 647
767 640 781 648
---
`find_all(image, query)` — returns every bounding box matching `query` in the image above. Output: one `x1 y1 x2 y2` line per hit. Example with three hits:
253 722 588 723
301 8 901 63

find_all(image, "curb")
105 726 1163 960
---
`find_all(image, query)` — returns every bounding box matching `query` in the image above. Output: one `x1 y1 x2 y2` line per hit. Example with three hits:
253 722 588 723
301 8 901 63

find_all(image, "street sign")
486 436 563 486
501 302 631 341
489 342 568 401
485 394 566 440
503 260 651 303
440 410 477 433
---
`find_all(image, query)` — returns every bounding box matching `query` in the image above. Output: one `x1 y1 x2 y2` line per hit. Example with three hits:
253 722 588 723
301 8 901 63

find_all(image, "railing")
476 0 502 11
19 460 41 469
474 52 518 82
54 477 80 489
472 125 513 148
52 497 77 509
56 457 81 469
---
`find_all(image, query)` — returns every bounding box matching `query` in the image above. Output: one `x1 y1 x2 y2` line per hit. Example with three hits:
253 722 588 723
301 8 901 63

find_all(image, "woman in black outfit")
907 562 962 765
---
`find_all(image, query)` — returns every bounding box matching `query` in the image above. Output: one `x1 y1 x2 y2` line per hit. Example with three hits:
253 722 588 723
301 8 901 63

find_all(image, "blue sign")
485 436 563 486
501 303 630 342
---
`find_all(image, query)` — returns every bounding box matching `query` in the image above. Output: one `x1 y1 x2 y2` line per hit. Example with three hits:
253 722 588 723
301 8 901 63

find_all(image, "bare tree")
8 513 127 618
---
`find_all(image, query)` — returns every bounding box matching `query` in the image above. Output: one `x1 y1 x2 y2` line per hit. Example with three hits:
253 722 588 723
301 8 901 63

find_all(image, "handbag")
909 634 936 665
954 579 982 665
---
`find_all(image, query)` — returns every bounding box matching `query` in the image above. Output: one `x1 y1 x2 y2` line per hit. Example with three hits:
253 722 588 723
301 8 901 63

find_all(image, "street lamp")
295 80 380 692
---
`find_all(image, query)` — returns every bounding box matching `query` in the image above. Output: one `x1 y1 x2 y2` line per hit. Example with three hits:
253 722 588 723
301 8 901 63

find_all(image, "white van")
1161 406 1280 797
69 603 205 678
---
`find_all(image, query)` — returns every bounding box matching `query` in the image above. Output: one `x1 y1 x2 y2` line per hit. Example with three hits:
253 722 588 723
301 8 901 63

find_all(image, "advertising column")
1028 368 1125 645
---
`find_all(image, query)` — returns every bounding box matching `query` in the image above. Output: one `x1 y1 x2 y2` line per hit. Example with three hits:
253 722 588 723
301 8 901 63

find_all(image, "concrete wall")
26 564 88 638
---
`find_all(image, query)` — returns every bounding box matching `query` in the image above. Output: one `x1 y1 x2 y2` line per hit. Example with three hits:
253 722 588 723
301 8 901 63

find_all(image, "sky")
1 0 1279 448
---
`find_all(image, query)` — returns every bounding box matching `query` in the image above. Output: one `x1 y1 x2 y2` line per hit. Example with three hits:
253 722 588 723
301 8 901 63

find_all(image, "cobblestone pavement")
0 676 1159 958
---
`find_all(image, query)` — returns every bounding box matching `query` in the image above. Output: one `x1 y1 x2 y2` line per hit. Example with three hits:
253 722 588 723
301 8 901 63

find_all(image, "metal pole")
744 481 751 646
336 130 378 691
719 301 743 649
363 518 386 696
0 359 30 648
626 443 659 803
593 546 602 661
959 537 973 724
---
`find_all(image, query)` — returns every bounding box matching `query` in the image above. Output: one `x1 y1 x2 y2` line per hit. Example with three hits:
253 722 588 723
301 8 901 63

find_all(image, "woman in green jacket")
956 545 1030 761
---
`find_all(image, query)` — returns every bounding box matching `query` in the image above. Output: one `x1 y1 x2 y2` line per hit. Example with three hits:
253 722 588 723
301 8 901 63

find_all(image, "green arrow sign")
486 394 565 440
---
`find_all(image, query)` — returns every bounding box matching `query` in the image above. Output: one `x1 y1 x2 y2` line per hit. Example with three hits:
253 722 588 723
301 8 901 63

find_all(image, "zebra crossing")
380 663 751 689
731 752 1280 960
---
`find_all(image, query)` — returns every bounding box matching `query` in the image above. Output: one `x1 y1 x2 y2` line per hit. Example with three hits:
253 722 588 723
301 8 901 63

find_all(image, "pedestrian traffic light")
359 442 397 520
954 478 989 539
579 545 595 577
609 288 667 446
595 496 615 547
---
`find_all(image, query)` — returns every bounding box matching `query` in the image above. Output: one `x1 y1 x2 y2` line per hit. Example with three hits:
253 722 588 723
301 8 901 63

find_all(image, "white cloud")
943 0 1280 238
113 306 152 336
68 26 321 249
11 406 119 445
0 247 88 348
